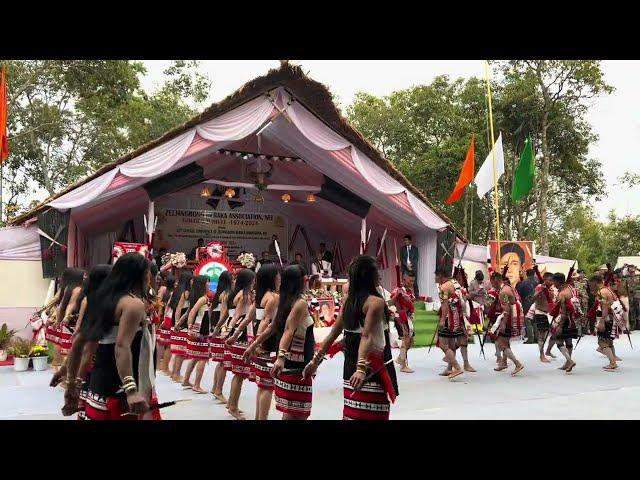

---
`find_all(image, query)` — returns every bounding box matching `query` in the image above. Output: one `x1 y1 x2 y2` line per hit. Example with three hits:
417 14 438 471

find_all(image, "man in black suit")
399 234 419 296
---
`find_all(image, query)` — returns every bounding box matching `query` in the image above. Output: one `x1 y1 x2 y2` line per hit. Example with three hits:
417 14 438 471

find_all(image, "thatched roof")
10 62 460 236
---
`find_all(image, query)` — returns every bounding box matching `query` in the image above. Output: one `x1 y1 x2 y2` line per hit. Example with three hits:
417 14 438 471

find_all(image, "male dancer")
435 268 464 379
589 275 619 370
493 272 525 376
532 271 555 362
486 272 504 366
453 268 476 372
549 273 578 373
391 271 416 373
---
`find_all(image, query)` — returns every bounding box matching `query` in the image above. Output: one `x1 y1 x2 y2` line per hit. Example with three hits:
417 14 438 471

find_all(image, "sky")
138 60 640 221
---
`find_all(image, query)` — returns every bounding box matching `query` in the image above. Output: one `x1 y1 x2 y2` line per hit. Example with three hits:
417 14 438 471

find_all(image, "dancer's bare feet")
192 386 207 394
228 408 246 420
448 368 464 380
464 364 476 373
603 364 618 371
546 352 556 359
172 375 184 383
181 382 193 389
565 361 576 373
511 363 524 376
400 365 415 373
212 393 227 404
540 355 551 363
558 362 569 370
494 362 507 372
439 369 451 376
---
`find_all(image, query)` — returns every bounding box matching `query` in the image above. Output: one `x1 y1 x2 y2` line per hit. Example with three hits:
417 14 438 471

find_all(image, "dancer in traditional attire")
47 269 85 370
305 256 398 420
240 263 281 419
156 273 176 374
452 268 476 373
223 268 255 420
209 271 233 402
434 268 464 379
182 275 212 393
486 273 504 366
589 275 620 371
391 271 416 373
270 265 315 420
532 271 555 362
79 253 157 420
169 272 193 383
549 273 578 373
51 265 112 418
492 273 525 376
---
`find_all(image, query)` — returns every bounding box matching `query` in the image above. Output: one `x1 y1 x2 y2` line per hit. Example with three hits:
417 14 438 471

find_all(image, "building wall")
0 259 51 337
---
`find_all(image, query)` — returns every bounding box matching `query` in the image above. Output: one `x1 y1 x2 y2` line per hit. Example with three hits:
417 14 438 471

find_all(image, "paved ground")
1 333 639 420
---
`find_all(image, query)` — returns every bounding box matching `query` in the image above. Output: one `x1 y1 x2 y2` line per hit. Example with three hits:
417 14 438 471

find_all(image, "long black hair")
77 264 112 335
256 263 279 306
212 271 233 310
227 269 255 309
58 268 85 318
162 273 177 304
342 256 383 330
189 275 209 306
274 265 305 334
83 253 150 341
169 271 193 312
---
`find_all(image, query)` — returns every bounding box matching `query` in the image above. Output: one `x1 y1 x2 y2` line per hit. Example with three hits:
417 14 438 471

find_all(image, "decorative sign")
154 209 287 261
112 242 150 263
193 241 233 293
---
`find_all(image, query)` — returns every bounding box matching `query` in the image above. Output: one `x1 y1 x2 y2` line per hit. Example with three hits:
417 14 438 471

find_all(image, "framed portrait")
487 240 535 287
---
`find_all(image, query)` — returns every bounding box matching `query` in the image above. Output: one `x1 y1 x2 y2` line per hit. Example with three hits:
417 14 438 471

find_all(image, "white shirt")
406 245 412 267
311 260 332 278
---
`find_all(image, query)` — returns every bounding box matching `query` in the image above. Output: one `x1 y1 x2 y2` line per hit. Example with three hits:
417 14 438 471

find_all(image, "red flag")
446 134 475 205
0 64 8 163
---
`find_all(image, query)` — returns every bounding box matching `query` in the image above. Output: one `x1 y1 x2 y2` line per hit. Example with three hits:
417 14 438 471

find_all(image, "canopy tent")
10 64 460 298
615 256 640 270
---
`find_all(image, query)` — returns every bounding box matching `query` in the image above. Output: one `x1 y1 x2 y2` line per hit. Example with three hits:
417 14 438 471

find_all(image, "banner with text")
154 209 288 261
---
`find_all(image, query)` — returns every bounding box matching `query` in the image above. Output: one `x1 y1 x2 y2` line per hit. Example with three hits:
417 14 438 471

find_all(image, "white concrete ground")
1 333 639 420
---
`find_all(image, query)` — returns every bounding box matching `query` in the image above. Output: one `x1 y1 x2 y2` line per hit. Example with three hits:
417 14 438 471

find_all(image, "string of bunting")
217 148 305 163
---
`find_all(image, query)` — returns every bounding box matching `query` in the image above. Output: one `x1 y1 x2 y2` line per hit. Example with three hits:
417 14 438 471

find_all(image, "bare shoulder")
119 295 145 313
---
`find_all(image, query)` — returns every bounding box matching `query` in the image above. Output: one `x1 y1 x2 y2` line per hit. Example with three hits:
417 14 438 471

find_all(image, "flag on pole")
511 135 535 203
475 132 504 198
446 134 475 205
0 64 8 163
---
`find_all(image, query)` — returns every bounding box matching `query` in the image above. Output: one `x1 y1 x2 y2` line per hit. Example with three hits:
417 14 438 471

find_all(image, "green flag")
511 135 535 202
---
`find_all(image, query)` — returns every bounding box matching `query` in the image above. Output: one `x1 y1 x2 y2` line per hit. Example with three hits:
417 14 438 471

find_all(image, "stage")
1 333 638 420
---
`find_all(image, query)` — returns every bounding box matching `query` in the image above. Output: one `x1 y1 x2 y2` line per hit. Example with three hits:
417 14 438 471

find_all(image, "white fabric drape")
119 130 196 177
286 96 350 151
196 94 275 142
49 167 119 210
351 147 405 195
0 225 41 261
406 191 448 230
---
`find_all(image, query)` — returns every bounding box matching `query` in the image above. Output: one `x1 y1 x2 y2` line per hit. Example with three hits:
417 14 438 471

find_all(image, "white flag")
475 133 505 198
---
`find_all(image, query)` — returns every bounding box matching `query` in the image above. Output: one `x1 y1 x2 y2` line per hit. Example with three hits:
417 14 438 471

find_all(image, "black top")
516 277 538 313
89 330 142 398
199 310 210 336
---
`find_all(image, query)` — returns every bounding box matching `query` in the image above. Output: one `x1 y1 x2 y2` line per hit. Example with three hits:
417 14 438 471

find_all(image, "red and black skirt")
186 333 210 360
230 341 251 378
343 380 390 421
58 324 76 357
84 391 161 421
274 370 313 418
45 322 60 345
170 329 189 357
252 352 275 390
209 336 225 363
157 316 172 346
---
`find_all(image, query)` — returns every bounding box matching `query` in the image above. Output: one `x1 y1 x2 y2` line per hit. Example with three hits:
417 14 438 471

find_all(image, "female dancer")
169 271 193 383
47 269 84 370
270 265 315 420
157 273 176 375
182 275 211 393
209 271 233 403
56 269 86 365
305 256 398 420
239 263 280 419
79 253 156 420
223 268 255 420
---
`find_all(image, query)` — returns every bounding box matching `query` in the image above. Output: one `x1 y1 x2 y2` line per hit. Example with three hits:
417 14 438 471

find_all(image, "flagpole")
484 61 501 262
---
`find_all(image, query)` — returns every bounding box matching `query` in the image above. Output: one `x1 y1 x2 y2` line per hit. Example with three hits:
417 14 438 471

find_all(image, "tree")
0 60 211 223
499 61 613 254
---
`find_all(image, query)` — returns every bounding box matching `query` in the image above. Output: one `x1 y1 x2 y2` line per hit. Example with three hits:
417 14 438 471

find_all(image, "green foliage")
8 337 33 358
0 323 18 349
0 60 212 223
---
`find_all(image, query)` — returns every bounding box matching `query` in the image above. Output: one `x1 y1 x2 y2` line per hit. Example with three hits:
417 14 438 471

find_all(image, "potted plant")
30 345 49 371
8 338 33 371
0 323 18 362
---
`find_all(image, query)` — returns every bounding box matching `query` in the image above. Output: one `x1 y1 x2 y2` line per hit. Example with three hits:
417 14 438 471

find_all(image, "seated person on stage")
187 238 205 261
255 251 273 273
311 251 332 279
